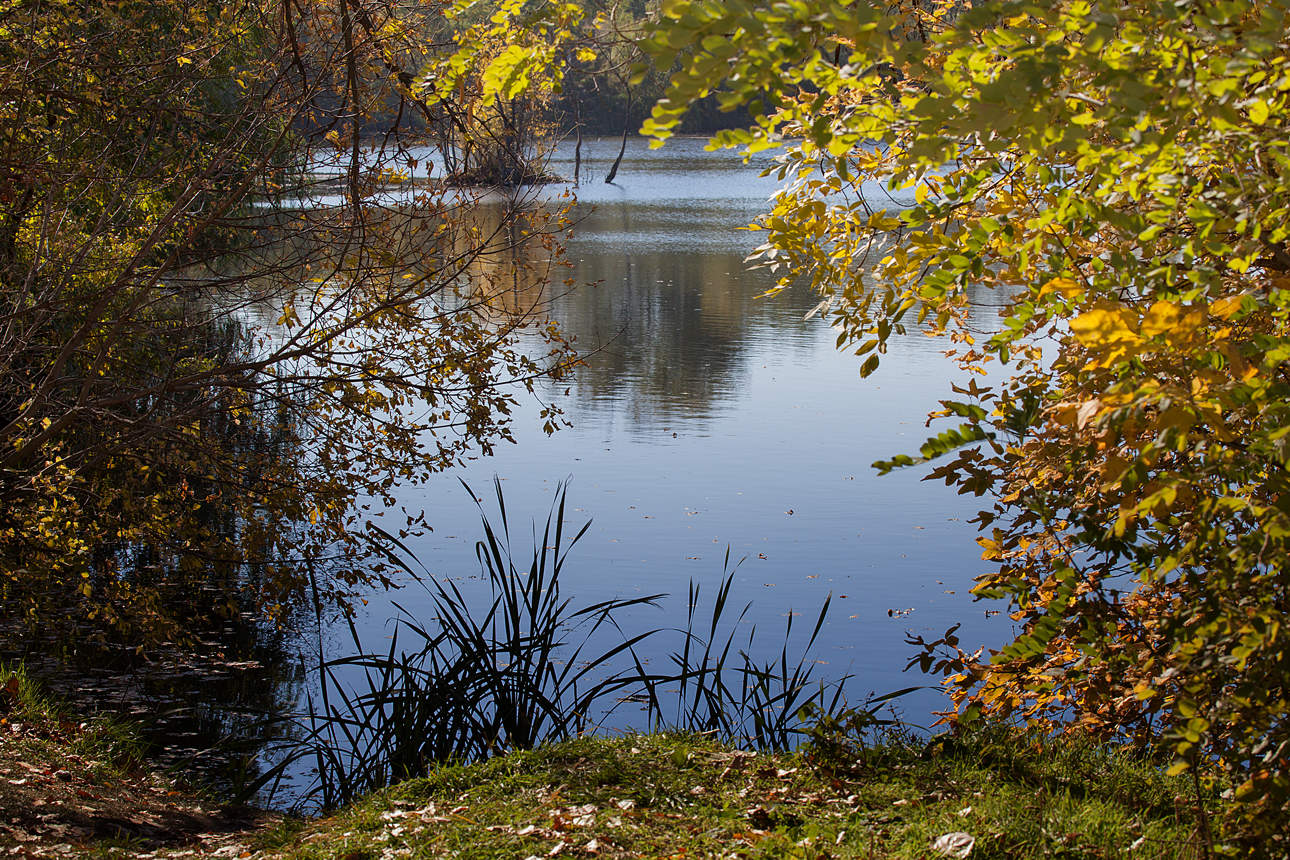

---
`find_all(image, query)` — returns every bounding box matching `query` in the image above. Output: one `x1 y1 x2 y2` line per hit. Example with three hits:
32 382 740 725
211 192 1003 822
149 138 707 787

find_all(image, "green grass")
0 662 1216 858
0 662 143 779
255 729 1207 859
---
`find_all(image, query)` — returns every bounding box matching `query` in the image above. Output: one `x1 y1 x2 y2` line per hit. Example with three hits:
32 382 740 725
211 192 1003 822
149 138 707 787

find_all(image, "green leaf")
481 45 536 102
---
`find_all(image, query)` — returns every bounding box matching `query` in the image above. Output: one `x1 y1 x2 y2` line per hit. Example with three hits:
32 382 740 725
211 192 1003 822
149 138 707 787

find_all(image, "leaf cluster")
642 0 1290 848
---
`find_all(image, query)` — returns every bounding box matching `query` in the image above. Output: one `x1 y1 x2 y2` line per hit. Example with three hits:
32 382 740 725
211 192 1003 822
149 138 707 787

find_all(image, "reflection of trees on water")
348 196 794 428
539 241 1011 429
2 183 576 795
549 249 818 424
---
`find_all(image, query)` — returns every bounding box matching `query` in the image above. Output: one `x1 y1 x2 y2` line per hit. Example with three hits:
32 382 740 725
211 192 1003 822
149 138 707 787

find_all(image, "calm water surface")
349 138 1006 725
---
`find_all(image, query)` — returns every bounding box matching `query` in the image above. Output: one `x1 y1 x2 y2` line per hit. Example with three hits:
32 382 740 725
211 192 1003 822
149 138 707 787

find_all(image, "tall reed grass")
660 553 850 751
258 479 854 810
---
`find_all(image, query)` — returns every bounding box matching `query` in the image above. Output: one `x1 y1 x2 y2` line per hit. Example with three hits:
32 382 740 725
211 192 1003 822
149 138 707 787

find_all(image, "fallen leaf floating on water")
932 831 975 857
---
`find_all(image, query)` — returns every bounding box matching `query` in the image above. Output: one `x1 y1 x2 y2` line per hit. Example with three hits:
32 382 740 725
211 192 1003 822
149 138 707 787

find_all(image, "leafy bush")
641 0 1290 849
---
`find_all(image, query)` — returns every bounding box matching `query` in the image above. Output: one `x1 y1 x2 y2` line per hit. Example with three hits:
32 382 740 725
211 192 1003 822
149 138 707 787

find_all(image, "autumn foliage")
643 0 1290 846
0 0 576 645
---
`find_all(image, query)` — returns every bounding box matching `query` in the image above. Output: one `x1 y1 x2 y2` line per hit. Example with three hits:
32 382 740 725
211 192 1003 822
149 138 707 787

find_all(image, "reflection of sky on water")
344 136 1006 728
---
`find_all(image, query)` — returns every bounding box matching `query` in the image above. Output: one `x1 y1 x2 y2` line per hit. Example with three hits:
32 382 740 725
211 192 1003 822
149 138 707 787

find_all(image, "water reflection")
531 138 956 429
552 251 774 424
367 137 1005 731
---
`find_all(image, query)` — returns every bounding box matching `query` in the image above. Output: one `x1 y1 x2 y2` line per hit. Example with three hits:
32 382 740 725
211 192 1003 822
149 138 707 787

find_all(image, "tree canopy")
643 0 1290 846
0 0 575 647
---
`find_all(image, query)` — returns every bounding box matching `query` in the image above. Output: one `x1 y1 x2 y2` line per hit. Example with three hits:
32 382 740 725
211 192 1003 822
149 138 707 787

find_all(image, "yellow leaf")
1040 277 1082 300
1075 399 1101 429
481 44 536 102
1210 294 1245 319
1099 454 1129 488
1070 305 1140 346
1139 300 1180 338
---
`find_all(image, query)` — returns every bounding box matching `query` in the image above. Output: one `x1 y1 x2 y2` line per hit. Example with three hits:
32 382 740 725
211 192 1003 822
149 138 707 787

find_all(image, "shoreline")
1 665 1213 858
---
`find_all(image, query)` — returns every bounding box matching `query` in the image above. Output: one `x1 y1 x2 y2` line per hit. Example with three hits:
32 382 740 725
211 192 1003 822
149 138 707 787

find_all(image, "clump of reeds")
657 552 849 751
259 479 852 810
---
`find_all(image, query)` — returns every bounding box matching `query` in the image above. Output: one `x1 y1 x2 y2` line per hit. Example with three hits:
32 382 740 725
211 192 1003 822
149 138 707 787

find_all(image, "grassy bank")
2 662 1214 858
254 731 1206 859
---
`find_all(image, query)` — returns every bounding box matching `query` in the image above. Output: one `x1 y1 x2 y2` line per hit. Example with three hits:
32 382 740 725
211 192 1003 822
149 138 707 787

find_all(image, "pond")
339 136 1006 730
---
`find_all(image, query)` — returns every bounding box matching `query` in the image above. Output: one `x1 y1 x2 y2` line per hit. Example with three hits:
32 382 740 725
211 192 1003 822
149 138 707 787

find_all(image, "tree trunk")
573 101 582 186
605 90 631 184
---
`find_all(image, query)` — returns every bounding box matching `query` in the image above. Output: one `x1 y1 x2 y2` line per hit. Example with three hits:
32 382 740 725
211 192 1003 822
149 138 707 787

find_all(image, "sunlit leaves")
0 0 579 650
481 44 538 100
872 423 991 476
644 0 1290 843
